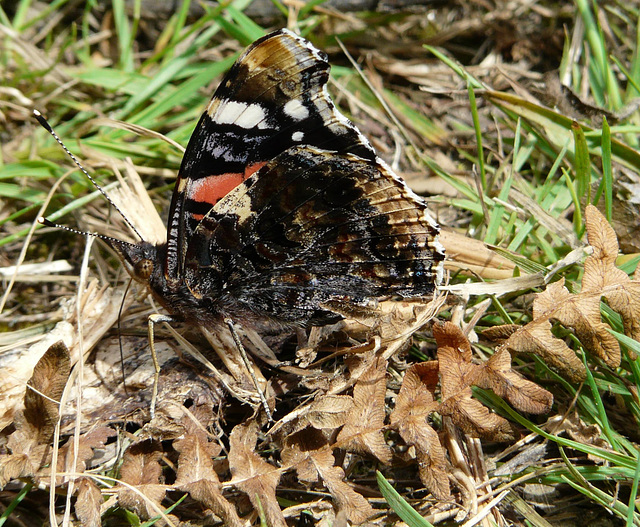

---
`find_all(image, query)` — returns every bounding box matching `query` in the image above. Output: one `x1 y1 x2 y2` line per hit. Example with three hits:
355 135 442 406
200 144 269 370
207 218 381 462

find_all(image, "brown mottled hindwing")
183 146 443 325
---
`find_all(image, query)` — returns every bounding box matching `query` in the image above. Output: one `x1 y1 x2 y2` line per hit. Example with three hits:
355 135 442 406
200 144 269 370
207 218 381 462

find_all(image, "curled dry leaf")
495 294 586 383
322 296 444 358
305 395 354 430
437 346 519 442
282 427 375 524
478 350 554 414
22 340 70 444
0 454 29 490
558 412 610 462
0 341 70 486
336 357 392 464
435 322 552 441
56 427 116 482
439 228 518 280
228 421 286 527
389 363 450 500
388 323 551 499
500 204 640 380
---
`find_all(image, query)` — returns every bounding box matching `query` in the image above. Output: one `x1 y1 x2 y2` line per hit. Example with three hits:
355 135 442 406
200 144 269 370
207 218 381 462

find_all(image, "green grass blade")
571 121 590 204
488 395 638 468
484 91 640 172
0 183 45 202
0 185 117 248
11 0 32 29
218 5 265 43
116 56 190 119
580 351 620 451
559 451 639 525
14 0 71 31
168 0 192 48
575 0 622 108
0 482 32 525
468 81 486 190
628 457 640 527
599 116 612 220
424 45 483 89
376 471 434 527
128 55 237 128
112 0 135 71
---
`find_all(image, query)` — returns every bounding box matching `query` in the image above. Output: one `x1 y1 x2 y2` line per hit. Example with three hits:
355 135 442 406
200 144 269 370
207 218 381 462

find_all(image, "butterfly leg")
148 313 176 417
224 318 273 422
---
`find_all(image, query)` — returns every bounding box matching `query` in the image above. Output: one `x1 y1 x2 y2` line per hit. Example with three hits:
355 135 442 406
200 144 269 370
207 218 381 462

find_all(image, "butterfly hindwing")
183 146 443 325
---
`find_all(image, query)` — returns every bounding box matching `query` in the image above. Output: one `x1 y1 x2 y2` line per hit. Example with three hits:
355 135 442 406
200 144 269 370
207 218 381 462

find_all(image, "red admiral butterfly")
42 29 444 342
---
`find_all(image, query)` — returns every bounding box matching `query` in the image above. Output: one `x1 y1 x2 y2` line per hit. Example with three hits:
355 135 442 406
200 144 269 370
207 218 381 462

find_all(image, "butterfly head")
105 237 159 285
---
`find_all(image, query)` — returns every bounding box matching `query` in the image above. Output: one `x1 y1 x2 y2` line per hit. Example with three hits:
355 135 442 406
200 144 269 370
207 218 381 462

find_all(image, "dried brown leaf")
320 297 443 361
439 387 518 441
4 428 46 479
439 229 518 280
390 363 450 499
554 411 609 461
306 395 354 430
174 434 221 486
500 293 587 382
435 323 519 441
0 454 29 488
313 446 374 524
336 357 392 464
174 430 242 527
228 421 285 527
23 341 70 444
282 427 328 484
75 477 103 527
57 427 116 478
584 205 640 345
477 350 553 414
501 205 640 378
1 342 72 485
536 279 619 367
283 428 375 524
182 479 243 526
437 318 553 417
482 324 521 342
118 440 166 519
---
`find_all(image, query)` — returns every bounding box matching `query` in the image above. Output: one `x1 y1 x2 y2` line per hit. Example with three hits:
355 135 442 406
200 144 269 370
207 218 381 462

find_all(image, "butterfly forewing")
182 146 442 325
166 29 376 282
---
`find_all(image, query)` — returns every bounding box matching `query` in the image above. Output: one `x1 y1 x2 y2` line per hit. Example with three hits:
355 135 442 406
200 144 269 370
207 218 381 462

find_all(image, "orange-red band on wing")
188 162 268 221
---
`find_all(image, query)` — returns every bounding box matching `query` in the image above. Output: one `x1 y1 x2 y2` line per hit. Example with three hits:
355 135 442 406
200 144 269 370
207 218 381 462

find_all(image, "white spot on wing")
292 131 304 141
215 100 270 129
283 99 309 121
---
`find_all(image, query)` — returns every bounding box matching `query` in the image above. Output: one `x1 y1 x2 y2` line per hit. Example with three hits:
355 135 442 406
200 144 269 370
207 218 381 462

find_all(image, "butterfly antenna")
33 109 144 241
37 216 140 250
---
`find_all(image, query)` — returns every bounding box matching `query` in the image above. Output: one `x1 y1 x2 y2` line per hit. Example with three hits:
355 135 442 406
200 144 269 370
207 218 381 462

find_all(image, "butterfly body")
106 29 444 329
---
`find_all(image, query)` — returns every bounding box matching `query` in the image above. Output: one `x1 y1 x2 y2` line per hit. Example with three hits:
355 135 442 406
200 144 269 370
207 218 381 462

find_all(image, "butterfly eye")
135 259 154 280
